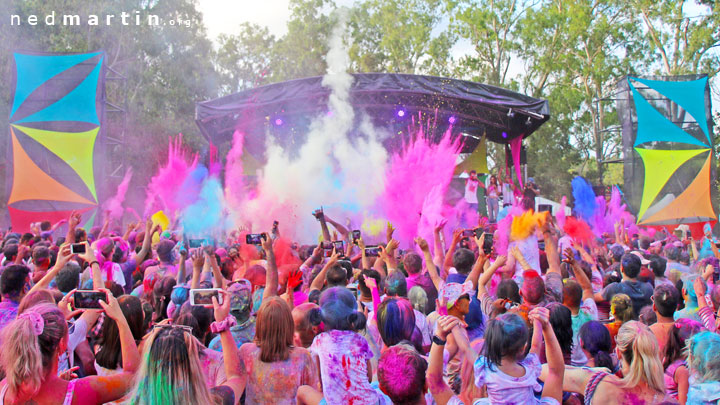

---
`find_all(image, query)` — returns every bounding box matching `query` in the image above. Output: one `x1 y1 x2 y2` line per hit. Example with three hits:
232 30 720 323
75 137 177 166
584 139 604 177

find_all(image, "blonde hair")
128 326 217 405
616 321 665 395
408 286 428 314
0 303 67 397
610 293 634 323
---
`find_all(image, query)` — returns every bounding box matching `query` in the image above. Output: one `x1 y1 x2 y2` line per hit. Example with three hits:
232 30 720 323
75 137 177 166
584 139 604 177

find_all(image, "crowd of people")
0 199 720 405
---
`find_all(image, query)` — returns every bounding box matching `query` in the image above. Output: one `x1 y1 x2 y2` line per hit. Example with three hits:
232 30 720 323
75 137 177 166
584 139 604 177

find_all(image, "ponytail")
0 303 66 397
579 321 613 370
616 321 665 395
593 350 614 371
348 311 367 331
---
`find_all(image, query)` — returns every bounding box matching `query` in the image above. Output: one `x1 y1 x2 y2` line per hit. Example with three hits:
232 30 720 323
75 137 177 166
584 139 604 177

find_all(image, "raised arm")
262 233 278 300
310 250 339 292
443 229 462 270
427 316 461 405
314 209 332 242
542 222 562 276
131 219 156 265
84 289 142 403
467 234 488 290
509 246 532 271
324 215 349 239
433 220 447 267
477 255 507 300
190 249 205 289
207 250 227 290
362 274 381 319
565 248 593 302
213 290 247 400
65 211 81 244
29 244 72 294
416 237 442 291
530 306 564 404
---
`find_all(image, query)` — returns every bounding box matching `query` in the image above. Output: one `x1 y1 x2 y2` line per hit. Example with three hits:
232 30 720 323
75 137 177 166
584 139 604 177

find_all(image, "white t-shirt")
465 178 479 204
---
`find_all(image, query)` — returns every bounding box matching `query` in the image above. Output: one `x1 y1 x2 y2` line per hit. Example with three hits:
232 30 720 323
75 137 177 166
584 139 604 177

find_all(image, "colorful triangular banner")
10 52 100 118
631 76 710 143
640 153 716 225
8 128 96 206
630 82 708 148
13 124 99 200
635 147 709 221
15 58 102 125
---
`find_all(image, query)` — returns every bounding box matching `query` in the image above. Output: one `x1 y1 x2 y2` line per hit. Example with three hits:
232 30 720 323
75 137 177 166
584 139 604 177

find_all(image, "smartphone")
462 229 475 238
246 233 265 245
188 239 203 248
482 232 493 255
74 290 107 309
332 240 345 252
70 243 86 254
674 229 684 239
352 230 361 243
272 220 279 231
365 245 381 257
321 241 334 258
189 288 223 306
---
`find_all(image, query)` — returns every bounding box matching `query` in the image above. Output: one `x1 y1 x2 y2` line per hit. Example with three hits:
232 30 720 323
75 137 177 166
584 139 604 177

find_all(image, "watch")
432 335 447 346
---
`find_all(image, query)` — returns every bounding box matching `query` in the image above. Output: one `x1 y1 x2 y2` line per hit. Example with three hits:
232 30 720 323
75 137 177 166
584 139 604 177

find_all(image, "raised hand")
362 274 377 290
414 237 430 252
435 315 461 340
287 268 303 290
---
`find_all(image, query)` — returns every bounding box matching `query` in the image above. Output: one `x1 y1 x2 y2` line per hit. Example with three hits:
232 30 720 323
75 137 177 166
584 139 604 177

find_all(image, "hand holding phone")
365 245 381 257
74 290 108 309
246 233 266 245
190 288 223 307
70 243 86 254
352 230 361 244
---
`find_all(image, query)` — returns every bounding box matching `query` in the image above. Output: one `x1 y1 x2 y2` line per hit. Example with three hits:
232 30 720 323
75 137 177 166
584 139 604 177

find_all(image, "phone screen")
333 240 345 252
71 243 86 254
188 239 203 248
74 290 106 309
190 289 222 306
365 245 381 257
246 234 264 245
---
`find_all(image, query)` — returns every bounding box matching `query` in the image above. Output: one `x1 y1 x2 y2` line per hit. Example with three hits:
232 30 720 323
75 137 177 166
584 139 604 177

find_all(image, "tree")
348 0 456 75
215 23 277 95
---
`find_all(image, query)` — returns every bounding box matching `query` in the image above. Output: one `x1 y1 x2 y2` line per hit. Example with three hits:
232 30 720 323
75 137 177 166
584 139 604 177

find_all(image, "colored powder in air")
236 16 388 241
104 168 133 221
495 204 526 255
362 216 386 237
563 216 594 244
224 130 245 214
180 168 227 238
510 211 548 241
144 134 198 216
381 128 460 244
571 176 597 222
556 196 567 229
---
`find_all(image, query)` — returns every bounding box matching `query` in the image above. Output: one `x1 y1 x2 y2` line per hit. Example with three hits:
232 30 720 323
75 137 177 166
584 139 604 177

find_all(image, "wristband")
89 261 100 268
210 315 237 333
432 335 446 346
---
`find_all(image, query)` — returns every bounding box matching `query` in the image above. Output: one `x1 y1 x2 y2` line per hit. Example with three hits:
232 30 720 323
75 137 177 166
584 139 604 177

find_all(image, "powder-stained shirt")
239 343 318 404
310 330 378 405
208 320 256 352
0 300 19 334
200 347 227 388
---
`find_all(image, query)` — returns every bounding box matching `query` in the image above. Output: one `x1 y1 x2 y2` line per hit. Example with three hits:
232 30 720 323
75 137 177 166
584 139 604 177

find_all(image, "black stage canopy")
196 73 550 153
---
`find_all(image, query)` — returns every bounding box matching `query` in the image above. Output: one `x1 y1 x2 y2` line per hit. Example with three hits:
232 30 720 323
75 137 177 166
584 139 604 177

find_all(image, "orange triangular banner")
8 128 96 206
640 154 716 225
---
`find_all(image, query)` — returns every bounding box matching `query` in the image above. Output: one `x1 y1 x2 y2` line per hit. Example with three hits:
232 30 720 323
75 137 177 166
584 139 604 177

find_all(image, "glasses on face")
152 323 193 334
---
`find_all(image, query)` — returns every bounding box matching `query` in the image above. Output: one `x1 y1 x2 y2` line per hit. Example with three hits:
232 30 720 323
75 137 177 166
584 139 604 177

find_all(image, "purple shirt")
0 300 20 333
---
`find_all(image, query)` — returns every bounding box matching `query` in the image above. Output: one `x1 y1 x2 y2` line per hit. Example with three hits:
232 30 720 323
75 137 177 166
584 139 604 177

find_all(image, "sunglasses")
152 323 193 334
